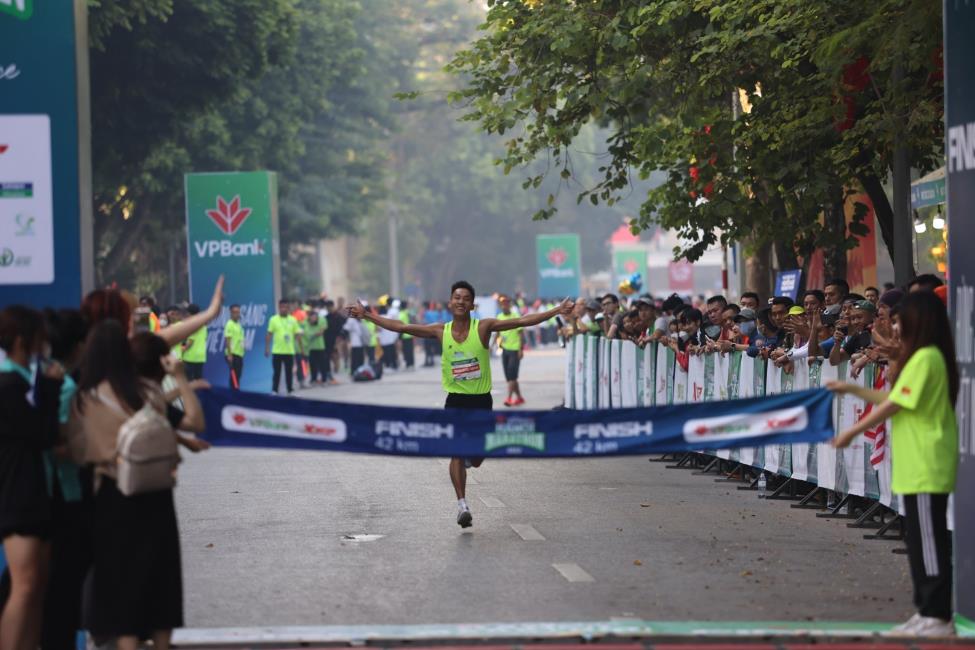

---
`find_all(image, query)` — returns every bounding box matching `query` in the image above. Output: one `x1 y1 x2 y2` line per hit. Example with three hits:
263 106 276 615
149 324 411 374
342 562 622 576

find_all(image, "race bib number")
451 353 482 381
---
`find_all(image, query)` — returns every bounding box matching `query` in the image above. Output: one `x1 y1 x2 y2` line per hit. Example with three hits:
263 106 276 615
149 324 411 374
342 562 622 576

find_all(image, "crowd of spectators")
559 274 948 376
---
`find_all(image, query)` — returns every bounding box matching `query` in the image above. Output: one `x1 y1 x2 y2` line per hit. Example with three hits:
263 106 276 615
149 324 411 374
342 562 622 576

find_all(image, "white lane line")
468 476 479 485
510 524 545 541
552 563 594 583
479 496 505 508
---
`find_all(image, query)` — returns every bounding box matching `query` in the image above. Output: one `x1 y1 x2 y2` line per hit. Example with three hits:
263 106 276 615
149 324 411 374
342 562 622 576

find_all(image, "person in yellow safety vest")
165 305 185 360
397 300 415 370
493 294 526 406
139 295 162 332
363 318 378 365
347 281 574 529
181 303 208 381
223 304 245 389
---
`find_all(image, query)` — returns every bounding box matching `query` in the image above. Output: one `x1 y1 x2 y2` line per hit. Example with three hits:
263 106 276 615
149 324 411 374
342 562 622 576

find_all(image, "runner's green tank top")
442 319 492 395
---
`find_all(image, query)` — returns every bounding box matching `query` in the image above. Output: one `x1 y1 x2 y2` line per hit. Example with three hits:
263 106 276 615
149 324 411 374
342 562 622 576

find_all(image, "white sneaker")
909 616 956 637
456 505 472 528
887 613 922 635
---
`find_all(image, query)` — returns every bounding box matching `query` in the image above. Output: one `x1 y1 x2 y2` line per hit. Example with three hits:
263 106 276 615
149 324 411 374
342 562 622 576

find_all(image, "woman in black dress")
74 322 206 650
0 306 64 650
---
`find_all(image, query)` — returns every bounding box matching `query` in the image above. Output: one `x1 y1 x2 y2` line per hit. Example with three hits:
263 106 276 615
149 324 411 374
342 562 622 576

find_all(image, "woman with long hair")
828 290 959 636
72 321 204 650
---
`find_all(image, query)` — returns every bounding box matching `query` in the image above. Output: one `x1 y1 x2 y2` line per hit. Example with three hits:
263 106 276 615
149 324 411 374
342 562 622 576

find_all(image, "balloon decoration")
618 273 643 296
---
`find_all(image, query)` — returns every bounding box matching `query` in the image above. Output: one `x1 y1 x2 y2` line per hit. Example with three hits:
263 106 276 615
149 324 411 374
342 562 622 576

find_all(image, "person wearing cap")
829 299 876 366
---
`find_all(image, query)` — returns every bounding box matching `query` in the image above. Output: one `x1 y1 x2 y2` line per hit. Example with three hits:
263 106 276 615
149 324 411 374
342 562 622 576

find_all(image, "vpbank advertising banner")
0 1 91 306
613 248 646 285
536 234 581 297
946 0 975 623
185 172 281 393
198 387 834 458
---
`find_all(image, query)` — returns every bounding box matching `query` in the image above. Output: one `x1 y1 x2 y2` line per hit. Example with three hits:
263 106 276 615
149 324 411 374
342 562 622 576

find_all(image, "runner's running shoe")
457 505 472 528
513 397 525 405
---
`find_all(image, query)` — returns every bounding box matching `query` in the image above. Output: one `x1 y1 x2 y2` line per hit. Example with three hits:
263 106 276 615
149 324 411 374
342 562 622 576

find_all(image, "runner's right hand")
346 303 365 319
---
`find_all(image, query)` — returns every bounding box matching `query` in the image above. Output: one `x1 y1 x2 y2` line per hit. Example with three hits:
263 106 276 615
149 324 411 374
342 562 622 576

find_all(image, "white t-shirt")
378 327 399 346
653 315 673 334
343 319 367 347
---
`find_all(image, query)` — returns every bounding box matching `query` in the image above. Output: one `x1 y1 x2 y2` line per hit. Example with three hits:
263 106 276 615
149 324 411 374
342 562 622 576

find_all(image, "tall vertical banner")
536 234 581 298
612 248 646 287
945 0 975 624
0 0 92 306
186 172 281 393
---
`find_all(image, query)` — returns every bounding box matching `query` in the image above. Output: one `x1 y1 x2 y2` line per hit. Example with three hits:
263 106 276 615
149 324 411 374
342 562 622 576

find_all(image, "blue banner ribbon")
197 388 835 458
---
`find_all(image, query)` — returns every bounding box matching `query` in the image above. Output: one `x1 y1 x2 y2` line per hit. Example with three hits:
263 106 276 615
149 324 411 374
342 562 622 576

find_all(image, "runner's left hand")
557 298 574 316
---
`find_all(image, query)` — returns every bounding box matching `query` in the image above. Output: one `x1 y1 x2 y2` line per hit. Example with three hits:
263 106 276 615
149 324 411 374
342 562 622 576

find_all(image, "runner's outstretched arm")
484 298 574 333
346 304 443 340
159 275 225 346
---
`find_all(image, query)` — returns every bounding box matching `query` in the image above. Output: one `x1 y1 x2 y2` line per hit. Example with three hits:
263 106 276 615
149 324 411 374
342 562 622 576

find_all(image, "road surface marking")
552 563 594 582
510 523 545 541
480 496 506 508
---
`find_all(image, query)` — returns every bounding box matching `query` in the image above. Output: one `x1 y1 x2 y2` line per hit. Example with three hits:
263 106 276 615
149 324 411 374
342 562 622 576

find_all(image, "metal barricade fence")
563 335 898 512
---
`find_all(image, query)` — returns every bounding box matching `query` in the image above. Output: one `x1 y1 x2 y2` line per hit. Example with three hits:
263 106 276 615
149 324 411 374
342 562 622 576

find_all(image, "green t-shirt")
398 311 412 340
224 319 245 357
364 320 378 346
183 326 208 363
301 320 327 351
888 345 958 494
496 312 523 351
267 314 301 355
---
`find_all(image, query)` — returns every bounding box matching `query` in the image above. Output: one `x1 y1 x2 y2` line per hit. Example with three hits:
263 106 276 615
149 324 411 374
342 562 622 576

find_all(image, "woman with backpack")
72 321 206 650
0 306 65 650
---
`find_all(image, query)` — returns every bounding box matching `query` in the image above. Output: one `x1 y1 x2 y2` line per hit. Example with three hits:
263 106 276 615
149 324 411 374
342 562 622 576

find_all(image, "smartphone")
133 307 152 333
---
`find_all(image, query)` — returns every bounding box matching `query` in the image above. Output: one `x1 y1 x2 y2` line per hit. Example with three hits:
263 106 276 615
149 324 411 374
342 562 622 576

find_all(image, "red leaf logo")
233 412 246 425
624 260 638 273
0 144 8 155
206 194 253 235
547 247 568 267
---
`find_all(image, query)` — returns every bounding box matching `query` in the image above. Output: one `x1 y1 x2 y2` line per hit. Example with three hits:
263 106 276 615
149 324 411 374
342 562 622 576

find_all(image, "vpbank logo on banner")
0 0 32 20
221 405 347 443
485 416 546 452
682 406 808 443
547 247 567 267
193 194 265 258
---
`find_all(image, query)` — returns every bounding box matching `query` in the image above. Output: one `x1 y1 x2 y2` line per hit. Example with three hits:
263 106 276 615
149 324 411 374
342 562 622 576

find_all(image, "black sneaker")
456 506 472 528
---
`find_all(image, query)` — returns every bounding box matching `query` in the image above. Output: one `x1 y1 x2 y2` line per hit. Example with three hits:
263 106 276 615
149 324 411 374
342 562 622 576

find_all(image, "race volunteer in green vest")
828 290 959 637
302 310 328 386
265 299 304 395
223 303 245 389
181 304 208 381
397 300 415 370
493 294 525 407
347 281 573 529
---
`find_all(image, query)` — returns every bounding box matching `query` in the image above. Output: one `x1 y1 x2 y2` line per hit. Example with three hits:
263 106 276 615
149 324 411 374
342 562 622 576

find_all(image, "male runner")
223 303 245 389
347 281 573 528
493 294 525 406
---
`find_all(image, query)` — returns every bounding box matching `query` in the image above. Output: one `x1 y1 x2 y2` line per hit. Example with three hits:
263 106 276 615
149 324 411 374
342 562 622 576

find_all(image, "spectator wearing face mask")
717 307 757 353
739 292 761 311
746 307 778 358
702 295 728 342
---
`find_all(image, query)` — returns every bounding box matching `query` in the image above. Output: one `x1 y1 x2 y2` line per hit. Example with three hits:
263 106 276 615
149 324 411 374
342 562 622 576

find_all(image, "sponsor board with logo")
0 2 91 306
186 172 281 392
536 234 581 297
197 384 832 459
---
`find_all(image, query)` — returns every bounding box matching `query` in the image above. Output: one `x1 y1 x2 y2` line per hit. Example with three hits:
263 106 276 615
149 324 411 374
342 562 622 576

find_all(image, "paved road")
176 347 911 628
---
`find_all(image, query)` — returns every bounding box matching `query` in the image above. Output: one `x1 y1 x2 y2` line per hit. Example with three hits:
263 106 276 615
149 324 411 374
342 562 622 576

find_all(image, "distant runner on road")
347 281 573 528
493 294 526 406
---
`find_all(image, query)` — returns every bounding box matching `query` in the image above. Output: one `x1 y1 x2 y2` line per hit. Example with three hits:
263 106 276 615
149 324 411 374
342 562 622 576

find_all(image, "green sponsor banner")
484 415 546 453
536 234 581 297
0 0 91 306
612 248 646 285
186 171 281 393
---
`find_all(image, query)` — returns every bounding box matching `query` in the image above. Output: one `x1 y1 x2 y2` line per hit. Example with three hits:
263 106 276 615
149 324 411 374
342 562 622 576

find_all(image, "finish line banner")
197 388 834 458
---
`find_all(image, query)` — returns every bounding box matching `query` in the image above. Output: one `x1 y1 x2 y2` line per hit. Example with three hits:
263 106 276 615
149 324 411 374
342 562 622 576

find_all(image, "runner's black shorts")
501 349 521 381
445 392 491 465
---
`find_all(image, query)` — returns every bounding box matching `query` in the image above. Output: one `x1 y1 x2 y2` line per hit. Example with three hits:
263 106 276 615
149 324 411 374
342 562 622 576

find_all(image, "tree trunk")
823 190 848 283
745 239 772 301
97 200 154 285
858 171 895 265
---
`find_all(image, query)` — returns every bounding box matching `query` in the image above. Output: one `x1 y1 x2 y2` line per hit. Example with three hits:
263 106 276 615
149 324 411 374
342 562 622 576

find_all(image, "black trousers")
295 354 307 382
402 338 415 368
423 338 437 366
323 342 335 380
183 361 204 381
350 346 365 375
272 353 294 393
308 349 327 382
228 355 243 389
902 493 953 620
382 344 398 369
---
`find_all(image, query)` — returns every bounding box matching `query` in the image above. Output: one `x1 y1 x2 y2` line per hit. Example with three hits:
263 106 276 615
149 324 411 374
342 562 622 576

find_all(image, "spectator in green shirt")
223 304 245 389
265 299 303 395
181 304 208 381
302 310 328 386
828 290 960 637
